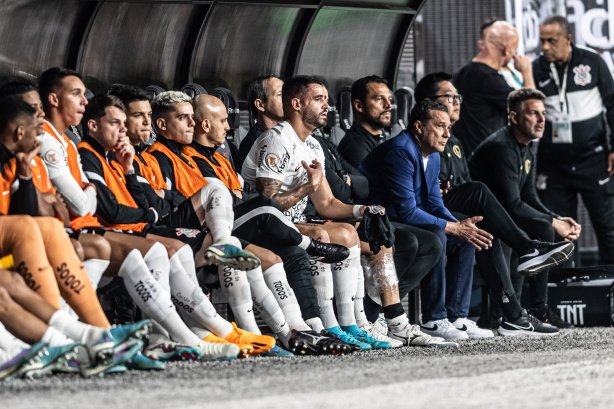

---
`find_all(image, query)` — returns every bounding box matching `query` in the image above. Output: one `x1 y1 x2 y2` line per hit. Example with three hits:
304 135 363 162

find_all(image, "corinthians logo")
452 145 462 158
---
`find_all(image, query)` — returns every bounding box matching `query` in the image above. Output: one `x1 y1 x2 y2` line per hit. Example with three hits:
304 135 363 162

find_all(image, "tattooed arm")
256 159 323 211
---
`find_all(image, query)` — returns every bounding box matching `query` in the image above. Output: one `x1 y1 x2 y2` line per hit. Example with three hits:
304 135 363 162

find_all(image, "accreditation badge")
551 111 572 144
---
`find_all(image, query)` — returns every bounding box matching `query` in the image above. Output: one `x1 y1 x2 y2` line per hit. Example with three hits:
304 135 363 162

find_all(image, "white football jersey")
242 121 325 222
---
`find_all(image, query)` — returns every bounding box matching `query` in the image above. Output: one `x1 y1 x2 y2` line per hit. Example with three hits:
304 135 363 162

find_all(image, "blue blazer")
360 131 457 229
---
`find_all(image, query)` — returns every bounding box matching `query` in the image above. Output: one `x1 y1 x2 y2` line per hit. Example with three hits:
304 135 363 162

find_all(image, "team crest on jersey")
452 145 462 159
573 64 591 86
265 153 279 169
524 159 531 175
44 150 61 165
175 228 199 238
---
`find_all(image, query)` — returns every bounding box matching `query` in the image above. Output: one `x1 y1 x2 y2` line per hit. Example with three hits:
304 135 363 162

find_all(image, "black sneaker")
306 239 350 263
517 241 574 276
287 330 352 355
498 310 559 336
529 305 573 329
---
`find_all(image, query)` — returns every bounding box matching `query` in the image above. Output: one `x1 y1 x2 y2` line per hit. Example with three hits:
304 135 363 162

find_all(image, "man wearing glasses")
414 72 573 335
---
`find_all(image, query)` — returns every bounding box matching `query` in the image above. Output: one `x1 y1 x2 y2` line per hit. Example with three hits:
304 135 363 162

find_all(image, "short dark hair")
38 67 82 114
351 75 388 111
83 94 125 128
0 79 37 98
507 88 546 113
542 15 570 37
247 74 281 117
281 75 325 114
0 95 36 133
414 72 453 103
107 84 150 108
409 99 448 131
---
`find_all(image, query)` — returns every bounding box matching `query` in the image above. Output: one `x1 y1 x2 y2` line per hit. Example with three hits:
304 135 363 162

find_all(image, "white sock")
246 266 290 340
118 249 200 346
169 250 233 338
298 235 311 250
174 245 198 285
305 317 324 333
83 259 110 289
143 242 171 293
262 263 310 331
41 327 73 346
308 257 338 329
332 245 359 327
47 309 104 345
354 256 369 327
143 242 172 337
197 183 235 242
218 265 259 333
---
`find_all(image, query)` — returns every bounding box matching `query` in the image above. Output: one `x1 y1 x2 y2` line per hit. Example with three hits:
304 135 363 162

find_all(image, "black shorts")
65 226 148 240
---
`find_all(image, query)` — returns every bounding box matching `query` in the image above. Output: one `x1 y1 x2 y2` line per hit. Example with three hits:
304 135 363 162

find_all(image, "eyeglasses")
432 94 463 104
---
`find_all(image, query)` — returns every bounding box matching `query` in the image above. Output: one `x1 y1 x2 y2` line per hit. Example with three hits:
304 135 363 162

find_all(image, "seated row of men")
0 66 575 380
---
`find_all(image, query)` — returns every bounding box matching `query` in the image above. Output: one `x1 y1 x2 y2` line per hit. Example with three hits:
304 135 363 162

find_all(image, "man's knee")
245 245 282 269
80 235 112 261
34 216 64 235
325 222 359 247
0 286 13 314
0 271 28 296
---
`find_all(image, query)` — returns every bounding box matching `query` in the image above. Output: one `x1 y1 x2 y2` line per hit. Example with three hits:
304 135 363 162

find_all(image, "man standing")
469 88 582 326
533 15 614 264
454 20 535 155
362 100 494 340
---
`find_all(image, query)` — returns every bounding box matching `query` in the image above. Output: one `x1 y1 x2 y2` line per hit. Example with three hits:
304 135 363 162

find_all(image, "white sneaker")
420 319 469 341
360 318 403 348
452 318 494 338
387 316 459 349
198 341 240 361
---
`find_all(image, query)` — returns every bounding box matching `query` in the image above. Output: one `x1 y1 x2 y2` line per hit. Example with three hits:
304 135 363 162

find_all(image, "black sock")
501 292 523 321
383 303 405 320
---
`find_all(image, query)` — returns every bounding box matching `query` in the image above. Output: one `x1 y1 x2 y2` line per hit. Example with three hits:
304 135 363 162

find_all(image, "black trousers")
538 156 614 264
503 217 554 309
444 182 530 319
444 181 532 252
232 195 320 321
364 222 441 322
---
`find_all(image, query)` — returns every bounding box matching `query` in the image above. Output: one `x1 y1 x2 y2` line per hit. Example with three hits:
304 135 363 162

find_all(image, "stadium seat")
393 87 414 136
210 87 243 166
323 91 345 146
337 86 353 132
181 82 207 99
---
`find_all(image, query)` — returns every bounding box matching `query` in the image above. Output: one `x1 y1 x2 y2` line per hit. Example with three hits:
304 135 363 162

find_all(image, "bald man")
453 20 535 155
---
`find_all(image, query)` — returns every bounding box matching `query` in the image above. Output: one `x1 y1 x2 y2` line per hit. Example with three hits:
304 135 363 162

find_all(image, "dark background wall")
0 0 422 100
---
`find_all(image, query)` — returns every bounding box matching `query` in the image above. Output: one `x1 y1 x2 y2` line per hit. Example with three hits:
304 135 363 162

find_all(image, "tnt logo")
556 303 587 326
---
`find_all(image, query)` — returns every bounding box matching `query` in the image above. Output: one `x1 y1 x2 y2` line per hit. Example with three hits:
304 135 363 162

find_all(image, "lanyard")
549 61 570 112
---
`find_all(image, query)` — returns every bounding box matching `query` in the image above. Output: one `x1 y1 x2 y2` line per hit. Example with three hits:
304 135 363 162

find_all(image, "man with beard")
469 88 582 327
237 75 284 171
337 75 393 168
